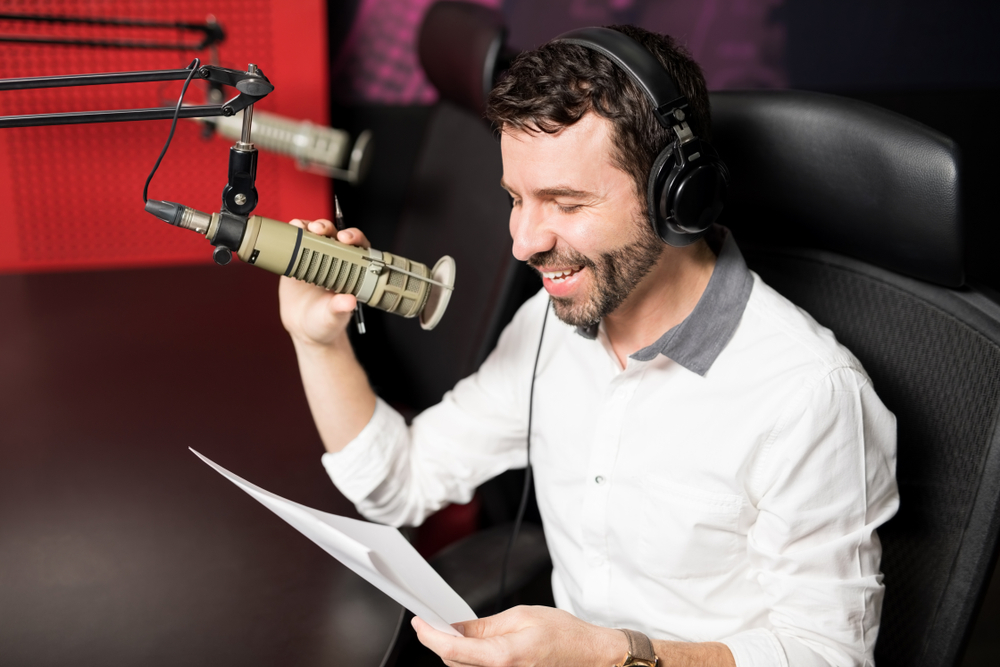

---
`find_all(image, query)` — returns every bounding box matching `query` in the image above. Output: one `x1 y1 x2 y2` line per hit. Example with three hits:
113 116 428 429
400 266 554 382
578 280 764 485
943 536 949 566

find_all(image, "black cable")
494 300 550 615
377 605 408 667
142 57 199 204
377 302 550 666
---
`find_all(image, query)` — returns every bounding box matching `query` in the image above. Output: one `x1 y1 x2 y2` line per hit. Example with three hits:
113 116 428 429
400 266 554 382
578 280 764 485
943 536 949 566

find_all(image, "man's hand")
278 218 370 348
412 605 737 667
411 606 625 667
277 218 378 453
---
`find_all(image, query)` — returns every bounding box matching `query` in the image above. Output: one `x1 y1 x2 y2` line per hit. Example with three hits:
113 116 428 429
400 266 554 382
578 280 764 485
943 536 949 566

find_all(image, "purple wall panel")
504 0 787 90
332 0 502 104
333 0 787 105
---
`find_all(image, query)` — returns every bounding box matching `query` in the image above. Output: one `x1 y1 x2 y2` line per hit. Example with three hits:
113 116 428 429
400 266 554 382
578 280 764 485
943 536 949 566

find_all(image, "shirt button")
595 475 605 484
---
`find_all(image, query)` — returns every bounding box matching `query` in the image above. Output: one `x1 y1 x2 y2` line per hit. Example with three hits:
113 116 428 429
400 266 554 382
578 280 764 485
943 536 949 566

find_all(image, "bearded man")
279 24 898 667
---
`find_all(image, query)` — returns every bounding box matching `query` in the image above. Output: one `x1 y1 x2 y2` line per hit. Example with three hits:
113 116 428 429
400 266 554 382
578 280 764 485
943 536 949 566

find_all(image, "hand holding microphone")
279 220 369 347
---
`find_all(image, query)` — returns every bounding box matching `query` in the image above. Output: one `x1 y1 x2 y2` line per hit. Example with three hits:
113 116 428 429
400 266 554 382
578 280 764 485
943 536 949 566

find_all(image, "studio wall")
0 0 331 273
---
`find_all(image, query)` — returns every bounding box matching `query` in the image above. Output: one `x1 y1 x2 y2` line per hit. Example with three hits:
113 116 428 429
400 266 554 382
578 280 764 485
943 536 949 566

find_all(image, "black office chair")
711 89 1000 667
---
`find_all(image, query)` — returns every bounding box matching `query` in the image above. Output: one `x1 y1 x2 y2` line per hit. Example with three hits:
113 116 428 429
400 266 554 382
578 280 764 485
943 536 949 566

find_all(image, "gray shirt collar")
575 226 753 376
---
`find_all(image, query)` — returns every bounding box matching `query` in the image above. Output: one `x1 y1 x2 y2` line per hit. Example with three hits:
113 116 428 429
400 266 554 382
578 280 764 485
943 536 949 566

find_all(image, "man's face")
500 112 663 327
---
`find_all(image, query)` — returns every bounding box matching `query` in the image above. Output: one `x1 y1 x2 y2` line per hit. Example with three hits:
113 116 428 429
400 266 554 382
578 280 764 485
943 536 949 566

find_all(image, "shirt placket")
579 362 641 621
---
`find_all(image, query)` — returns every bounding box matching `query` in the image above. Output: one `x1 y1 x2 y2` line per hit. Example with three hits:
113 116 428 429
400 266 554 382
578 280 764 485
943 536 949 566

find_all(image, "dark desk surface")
0 265 400 666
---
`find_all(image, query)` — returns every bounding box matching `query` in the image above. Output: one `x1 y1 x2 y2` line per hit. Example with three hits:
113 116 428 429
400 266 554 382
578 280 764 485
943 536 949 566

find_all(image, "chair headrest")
418 1 507 117
711 90 964 287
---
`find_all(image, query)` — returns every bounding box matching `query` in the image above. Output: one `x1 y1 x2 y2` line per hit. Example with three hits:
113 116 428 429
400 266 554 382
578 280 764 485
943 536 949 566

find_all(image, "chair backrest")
712 90 1000 667
350 2 537 416
362 100 536 412
418 1 509 118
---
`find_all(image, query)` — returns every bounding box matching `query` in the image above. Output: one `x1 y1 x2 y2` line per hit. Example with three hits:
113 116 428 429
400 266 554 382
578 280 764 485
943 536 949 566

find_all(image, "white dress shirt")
323 230 899 667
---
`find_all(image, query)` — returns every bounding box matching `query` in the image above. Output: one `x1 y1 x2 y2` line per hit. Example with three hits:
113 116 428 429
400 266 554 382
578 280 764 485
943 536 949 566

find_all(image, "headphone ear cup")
647 143 678 244
649 139 729 247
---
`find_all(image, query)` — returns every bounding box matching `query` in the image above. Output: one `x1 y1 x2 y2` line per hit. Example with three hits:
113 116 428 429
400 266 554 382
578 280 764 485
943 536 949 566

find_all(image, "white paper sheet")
190 448 476 636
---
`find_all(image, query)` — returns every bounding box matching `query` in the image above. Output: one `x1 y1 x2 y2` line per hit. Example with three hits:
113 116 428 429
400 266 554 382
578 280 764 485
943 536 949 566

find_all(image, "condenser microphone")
146 200 455 330
204 110 373 184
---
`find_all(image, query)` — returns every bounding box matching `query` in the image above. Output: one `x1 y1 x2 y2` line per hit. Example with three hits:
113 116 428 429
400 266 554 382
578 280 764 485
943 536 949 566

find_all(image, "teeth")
542 268 579 282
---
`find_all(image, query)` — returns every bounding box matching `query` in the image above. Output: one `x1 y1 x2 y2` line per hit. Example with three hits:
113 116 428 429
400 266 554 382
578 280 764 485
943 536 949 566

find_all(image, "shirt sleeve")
321 291 550 527
721 365 899 667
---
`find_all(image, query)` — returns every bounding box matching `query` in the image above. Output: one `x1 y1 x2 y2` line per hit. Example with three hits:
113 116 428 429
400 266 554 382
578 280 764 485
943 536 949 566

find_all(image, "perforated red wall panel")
0 0 330 273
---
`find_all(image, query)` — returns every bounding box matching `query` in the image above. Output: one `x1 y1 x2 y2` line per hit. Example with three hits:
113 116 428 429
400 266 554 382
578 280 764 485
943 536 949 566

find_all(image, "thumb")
454 613 514 639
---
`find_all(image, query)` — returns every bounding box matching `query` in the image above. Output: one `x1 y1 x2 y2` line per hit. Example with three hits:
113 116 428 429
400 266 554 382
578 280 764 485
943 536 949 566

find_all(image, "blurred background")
1 1 998 665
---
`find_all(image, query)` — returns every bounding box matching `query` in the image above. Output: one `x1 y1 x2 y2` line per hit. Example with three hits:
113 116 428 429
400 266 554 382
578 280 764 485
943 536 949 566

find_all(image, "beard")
528 217 664 328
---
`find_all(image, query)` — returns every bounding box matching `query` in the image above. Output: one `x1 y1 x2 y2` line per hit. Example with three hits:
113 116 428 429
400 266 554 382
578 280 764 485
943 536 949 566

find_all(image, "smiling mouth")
540 266 584 283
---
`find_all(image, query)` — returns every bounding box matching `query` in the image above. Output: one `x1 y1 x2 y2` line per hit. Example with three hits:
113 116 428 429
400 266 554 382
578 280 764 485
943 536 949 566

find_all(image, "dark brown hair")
485 25 710 208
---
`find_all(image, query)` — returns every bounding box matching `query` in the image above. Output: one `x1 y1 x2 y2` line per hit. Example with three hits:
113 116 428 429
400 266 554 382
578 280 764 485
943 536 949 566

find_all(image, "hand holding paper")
190 448 476 636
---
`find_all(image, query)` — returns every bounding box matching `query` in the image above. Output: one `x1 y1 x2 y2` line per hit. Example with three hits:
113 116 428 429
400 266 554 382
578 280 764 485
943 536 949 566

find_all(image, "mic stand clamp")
209 209 251 265
214 64 262 265
221 65 261 220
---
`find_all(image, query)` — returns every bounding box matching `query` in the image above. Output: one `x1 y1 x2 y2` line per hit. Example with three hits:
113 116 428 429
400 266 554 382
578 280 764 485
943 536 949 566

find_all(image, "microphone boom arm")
0 63 273 128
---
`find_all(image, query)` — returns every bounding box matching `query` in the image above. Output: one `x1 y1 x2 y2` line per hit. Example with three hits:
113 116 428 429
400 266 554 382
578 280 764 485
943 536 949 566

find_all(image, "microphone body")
208 110 374 184
149 202 454 329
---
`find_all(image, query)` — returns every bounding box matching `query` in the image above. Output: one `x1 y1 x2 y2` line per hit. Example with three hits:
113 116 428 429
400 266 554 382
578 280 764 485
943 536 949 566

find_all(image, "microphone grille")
291 247 365 295
370 253 430 318
419 256 456 330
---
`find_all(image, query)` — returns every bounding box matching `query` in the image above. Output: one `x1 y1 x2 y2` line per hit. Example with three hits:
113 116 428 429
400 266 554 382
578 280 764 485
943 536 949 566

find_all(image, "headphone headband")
551 26 728 246
554 27 688 128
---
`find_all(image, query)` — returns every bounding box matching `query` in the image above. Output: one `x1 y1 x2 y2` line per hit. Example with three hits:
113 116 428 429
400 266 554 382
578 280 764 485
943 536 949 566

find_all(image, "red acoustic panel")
0 0 330 273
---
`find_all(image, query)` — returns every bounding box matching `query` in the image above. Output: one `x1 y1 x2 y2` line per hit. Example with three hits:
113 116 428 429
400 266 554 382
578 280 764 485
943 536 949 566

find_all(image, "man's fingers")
412 618 473 659
336 227 371 248
411 617 460 656
307 219 336 236
328 293 357 314
412 617 509 667
288 218 337 238
288 218 370 248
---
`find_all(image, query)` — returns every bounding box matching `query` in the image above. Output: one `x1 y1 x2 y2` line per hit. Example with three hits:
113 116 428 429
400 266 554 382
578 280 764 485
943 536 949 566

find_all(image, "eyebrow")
500 179 594 200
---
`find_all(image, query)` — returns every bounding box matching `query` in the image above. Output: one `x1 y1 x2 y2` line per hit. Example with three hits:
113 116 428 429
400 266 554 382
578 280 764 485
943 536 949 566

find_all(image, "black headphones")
553 27 729 247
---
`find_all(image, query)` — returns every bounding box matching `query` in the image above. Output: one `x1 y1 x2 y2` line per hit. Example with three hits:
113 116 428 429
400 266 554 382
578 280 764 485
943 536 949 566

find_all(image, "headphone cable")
494 299 550 615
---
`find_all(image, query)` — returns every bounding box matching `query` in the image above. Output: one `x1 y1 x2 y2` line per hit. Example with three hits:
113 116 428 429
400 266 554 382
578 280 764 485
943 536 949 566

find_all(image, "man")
280 25 898 667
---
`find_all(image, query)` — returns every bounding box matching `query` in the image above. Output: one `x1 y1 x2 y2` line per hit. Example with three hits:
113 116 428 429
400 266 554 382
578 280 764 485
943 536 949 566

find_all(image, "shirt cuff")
321 397 407 504
719 628 789 667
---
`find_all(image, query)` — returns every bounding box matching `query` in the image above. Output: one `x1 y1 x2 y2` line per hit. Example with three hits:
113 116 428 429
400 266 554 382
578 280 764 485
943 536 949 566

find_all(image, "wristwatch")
616 628 658 667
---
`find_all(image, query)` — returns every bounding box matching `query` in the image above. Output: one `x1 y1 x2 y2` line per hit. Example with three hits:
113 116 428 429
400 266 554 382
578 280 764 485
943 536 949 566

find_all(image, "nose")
510 200 556 262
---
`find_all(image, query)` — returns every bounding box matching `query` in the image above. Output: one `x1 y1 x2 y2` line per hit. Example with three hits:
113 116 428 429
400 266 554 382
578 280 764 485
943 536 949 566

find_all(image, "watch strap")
619 628 657 667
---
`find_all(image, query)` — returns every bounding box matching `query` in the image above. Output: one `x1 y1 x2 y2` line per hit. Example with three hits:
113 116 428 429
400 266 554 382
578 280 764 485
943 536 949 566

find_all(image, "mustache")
527 247 596 271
